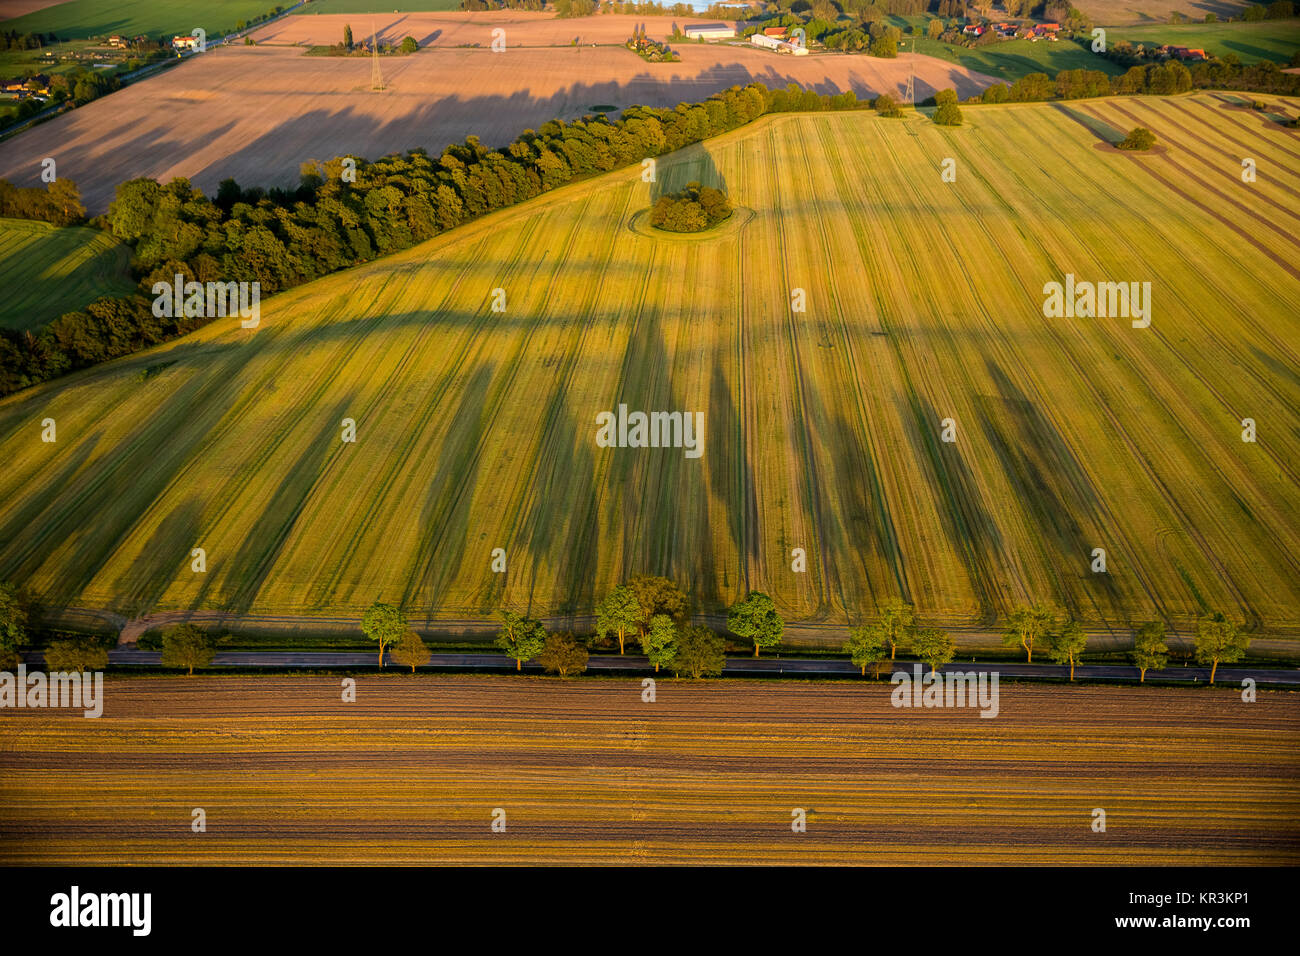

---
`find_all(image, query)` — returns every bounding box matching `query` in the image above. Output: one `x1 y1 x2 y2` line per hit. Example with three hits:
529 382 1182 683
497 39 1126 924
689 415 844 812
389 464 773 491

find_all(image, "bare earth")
0 14 993 212
1 676 1296 864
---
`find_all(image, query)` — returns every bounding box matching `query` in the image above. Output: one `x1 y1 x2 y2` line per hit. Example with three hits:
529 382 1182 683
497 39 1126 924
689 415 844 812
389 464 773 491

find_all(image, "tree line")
0 579 1254 683
0 80 870 396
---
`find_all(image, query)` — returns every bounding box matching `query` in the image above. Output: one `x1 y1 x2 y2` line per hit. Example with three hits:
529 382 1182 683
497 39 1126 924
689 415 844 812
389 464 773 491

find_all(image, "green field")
0 218 133 331
0 0 285 40
0 95 1297 638
910 36 1125 82
1106 20 1300 64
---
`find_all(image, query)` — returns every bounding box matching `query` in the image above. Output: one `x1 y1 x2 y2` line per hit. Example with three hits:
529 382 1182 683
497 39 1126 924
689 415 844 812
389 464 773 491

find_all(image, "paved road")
22 648 1299 686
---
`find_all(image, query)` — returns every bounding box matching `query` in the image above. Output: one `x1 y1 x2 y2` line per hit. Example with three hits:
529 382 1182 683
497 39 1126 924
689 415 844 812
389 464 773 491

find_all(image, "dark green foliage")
1118 126 1156 150
873 92 903 116
649 181 732 233
933 102 964 126
0 178 84 225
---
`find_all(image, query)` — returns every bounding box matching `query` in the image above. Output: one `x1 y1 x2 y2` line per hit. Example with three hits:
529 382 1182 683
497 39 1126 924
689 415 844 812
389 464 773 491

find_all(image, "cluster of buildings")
1 75 49 99
1157 44 1209 61
750 25 809 56
171 35 202 52
963 21 1060 40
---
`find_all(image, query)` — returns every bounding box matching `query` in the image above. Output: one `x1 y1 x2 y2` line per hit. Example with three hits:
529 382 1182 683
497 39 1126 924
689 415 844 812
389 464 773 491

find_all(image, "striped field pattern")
0 676 1296 864
0 94 1297 636
0 218 133 331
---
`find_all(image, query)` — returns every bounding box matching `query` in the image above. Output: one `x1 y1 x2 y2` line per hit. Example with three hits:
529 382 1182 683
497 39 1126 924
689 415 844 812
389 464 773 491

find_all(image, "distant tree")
1049 619 1088 681
644 614 678 673
1204 12 1217 22
1118 126 1156 150
1194 612 1249 684
878 598 915 660
362 601 406 668
927 17 944 38
401 35 419 54
933 102 964 125
160 623 214 676
538 632 589 676
43 638 108 673
870 34 897 57
1131 621 1169 683
873 92 903 116
343 24 354 48
628 576 687 644
0 582 29 659
934 88 959 106
389 631 431 673
671 625 725 679
1243 3 1266 20
595 584 641 654
496 610 547 671
844 623 887 677
911 627 955 674
1003 602 1056 663
727 591 783 658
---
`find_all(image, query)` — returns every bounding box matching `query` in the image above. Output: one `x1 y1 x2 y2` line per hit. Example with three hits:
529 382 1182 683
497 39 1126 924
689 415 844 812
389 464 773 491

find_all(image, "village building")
683 24 736 40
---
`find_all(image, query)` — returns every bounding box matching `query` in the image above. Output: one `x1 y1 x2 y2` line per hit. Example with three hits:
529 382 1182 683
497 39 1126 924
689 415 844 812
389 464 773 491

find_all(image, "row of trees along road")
0 581 1255 682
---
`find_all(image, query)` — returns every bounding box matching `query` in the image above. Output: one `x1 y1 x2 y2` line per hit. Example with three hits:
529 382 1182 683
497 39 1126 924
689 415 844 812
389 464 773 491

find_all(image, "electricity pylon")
370 20 384 91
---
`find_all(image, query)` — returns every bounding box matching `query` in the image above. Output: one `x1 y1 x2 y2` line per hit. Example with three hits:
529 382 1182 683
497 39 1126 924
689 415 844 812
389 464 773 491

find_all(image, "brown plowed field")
1 676 1296 864
0 14 993 213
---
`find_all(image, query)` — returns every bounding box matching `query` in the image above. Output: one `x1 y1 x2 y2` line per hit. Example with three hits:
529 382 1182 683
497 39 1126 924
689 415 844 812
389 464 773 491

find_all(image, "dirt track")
1 676 1295 864
0 15 993 212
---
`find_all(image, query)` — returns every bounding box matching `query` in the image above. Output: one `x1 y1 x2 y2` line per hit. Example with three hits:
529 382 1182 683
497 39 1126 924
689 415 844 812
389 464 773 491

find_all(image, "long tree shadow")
210 395 354 615
978 359 1121 619
404 363 494 616
108 496 204 618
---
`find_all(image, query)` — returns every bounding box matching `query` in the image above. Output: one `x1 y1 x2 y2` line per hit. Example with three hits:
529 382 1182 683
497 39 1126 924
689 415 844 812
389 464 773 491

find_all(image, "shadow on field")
900 388 1006 624
977 360 1124 621
209 395 355 615
1049 101 1127 145
110 497 205 618
650 142 728 203
404 364 494 616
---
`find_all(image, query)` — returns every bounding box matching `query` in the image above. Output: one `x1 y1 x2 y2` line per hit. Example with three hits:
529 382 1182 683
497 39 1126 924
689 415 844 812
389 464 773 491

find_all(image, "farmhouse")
963 24 985 37
171 35 200 51
1035 22 1061 36
683 24 735 40
763 26 787 37
750 33 808 55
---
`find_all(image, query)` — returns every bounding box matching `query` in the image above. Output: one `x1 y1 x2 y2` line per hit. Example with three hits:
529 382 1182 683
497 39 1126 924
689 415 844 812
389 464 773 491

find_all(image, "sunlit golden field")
0 94 1297 635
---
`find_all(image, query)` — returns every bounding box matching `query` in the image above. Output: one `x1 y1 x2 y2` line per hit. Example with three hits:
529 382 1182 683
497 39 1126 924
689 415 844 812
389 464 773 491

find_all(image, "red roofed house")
763 26 787 37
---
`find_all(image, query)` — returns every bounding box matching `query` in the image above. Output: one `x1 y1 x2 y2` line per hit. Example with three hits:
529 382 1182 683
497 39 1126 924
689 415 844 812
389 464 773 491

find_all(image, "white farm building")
750 33 809 55
683 24 737 40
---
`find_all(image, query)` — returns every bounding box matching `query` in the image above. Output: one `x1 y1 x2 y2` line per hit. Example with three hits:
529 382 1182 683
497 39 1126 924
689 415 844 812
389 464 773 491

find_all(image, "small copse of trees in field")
1119 126 1157 150
649 181 732 233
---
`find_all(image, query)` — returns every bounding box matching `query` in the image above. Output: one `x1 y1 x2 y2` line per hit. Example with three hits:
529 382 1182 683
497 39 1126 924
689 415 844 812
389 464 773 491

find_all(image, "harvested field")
0 217 133 331
0 676 1295 864
1083 1 1248 25
1 95 1297 636
0 15 993 213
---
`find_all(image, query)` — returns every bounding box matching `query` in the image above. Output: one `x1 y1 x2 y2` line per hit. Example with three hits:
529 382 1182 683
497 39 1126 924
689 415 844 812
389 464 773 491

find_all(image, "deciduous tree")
671 624 725 679
1003 602 1055 663
595 584 641 654
389 630 431 672
538 632 589 676
43 638 108 673
160 623 214 676
727 591 783 657
644 614 678 673
912 627 955 674
844 623 886 677
1049 619 1088 681
1194 612 1248 684
362 602 407 668
1131 621 1169 683
496 610 547 671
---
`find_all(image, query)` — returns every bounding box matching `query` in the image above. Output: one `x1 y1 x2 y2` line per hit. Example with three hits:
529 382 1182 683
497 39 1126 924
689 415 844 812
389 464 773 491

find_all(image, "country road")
19 648 1300 686
35 605 1300 661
